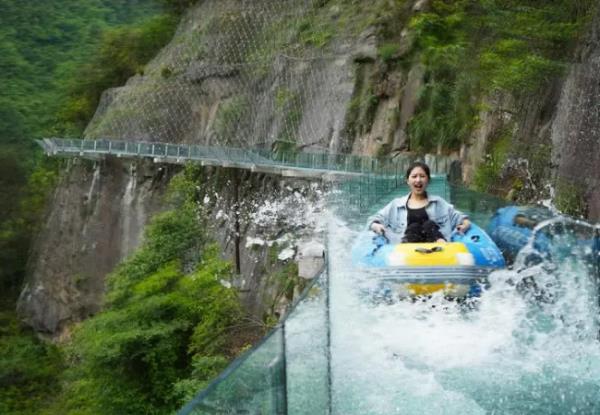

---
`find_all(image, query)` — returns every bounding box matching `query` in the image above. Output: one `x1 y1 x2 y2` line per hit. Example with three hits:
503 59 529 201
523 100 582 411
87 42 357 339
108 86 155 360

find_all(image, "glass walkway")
36 137 456 181
38 137 459 216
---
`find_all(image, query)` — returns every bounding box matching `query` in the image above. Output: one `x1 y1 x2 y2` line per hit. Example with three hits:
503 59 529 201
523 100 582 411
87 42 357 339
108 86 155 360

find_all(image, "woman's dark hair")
405 161 431 180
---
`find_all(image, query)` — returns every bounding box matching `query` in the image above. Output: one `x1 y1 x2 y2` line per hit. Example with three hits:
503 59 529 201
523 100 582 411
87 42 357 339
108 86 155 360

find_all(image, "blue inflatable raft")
351 223 505 299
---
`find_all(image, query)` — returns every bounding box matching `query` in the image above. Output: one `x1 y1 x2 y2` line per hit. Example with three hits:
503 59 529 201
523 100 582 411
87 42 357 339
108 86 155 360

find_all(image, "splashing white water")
327 218 600 415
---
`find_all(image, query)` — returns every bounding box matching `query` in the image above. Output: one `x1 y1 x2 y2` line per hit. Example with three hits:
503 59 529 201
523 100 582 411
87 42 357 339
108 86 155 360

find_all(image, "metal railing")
37 138 457 178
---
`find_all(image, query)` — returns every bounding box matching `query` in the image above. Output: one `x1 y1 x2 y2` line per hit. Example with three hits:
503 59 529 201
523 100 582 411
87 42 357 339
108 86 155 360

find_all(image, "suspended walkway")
37 137 457 181
38 137 458 215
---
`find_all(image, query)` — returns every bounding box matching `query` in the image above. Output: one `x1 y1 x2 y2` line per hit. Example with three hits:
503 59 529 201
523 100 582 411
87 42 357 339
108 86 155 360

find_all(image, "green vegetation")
473 129 512 193
0 159 59 303
407 0 594 154
0 0 180 312
0 312 63 415
53 251 240 414
297 18 335 48
262 245 304 324
0 3 233 412
378 43 402 63
555 178 587 218
59 14 178 134
345 65 380 141
19 165 250 414
275 87 303 145
214 96 250 144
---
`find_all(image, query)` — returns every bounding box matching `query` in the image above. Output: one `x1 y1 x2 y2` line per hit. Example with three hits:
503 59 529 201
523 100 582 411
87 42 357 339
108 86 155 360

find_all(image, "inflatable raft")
351 223 505 299
487 205 600 269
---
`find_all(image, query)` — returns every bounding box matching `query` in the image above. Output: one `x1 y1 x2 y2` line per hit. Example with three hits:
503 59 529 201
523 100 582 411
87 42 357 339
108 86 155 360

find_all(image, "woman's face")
407 166 429 196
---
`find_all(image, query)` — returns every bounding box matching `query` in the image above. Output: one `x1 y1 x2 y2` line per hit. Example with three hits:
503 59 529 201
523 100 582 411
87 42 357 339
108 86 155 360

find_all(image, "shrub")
60 14 178 132
52 166 243 414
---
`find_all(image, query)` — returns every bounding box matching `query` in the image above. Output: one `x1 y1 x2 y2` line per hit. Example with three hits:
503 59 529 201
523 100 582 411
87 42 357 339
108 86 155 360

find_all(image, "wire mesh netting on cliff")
84 0 359 154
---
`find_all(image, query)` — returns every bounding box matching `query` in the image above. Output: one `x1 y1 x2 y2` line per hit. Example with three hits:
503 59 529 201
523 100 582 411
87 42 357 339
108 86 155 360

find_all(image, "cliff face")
18 159 175 333
550 6 600 220
18 0 600 334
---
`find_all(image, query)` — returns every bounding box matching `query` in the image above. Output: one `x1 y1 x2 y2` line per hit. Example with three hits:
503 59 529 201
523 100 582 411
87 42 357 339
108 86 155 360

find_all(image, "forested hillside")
0 1 189 413
0 0 180 305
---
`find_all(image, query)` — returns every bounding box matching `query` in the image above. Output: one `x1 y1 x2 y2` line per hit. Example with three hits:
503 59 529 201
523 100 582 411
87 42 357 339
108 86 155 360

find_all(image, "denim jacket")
367 194 468 243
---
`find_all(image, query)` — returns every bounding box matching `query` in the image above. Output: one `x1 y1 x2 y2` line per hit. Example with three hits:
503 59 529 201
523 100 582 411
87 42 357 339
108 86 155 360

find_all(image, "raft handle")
415 246 443 254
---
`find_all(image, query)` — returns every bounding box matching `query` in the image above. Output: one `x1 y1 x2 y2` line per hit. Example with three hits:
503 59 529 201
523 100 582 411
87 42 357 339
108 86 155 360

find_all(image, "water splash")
327 216 600 415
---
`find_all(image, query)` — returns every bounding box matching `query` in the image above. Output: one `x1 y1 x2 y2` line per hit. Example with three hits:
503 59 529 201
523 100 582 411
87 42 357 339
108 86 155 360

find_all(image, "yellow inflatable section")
388 242 475 267
387 242 475 297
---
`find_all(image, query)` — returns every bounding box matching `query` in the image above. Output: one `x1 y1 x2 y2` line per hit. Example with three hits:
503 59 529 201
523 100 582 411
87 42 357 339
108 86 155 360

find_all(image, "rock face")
550 7 600 220
18 158 175 333
297 240 326 279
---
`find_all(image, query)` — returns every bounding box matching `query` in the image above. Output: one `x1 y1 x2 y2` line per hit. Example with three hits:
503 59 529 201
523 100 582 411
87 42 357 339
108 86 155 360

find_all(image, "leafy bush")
57 254 240 414
407 0 593 153
59 14 178 133
0 313 63 415
378 43 401 62
49 166 244 414
473 131 511 193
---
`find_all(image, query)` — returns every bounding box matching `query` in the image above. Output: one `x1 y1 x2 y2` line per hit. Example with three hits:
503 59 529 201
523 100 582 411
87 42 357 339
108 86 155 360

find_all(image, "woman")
368 162 470 244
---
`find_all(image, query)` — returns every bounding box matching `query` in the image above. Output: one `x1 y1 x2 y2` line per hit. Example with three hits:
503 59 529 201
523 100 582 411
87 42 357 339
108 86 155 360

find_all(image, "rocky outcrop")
18 158 175 333
550 6 600 220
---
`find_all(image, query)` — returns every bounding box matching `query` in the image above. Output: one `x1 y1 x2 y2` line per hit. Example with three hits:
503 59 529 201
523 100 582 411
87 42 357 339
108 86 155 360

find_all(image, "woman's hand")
456 219 471 234
370 222 385 235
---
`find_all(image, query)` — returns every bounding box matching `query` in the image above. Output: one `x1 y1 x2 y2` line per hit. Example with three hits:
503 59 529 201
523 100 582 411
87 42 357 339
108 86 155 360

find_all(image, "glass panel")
449 184 508 228
96 140 109 151
179 273 330 415
330 174 448 224
67 139 80 151
190 145 202 159
179 328 286 415
179 146 190 157
140 143 153 155
167 144 179 157
112 141 126 152
285 275 330 415
154 143 166 156
124 142 136 153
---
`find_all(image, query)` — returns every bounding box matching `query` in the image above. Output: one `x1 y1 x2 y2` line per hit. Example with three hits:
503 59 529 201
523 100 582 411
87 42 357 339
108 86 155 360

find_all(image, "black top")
407 206 429 225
